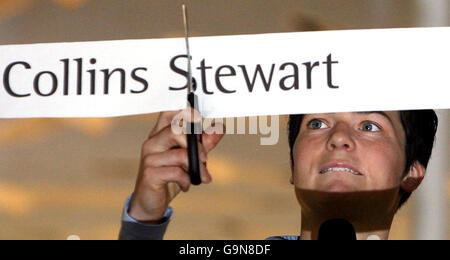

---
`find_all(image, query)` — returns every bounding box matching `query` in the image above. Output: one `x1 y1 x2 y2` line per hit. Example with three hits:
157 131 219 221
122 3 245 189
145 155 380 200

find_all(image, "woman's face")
292 111 407 193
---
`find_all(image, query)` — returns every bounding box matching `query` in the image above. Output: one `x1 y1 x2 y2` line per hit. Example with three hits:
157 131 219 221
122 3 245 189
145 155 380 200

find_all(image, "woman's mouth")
319 167 363 176
319 162 364 176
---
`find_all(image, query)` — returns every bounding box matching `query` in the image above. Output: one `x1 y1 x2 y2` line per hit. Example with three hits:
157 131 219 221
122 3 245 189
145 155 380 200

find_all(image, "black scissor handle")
187 90 202 185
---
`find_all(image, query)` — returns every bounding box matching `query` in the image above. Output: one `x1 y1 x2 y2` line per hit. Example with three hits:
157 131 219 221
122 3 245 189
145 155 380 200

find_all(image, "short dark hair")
288 110 438 209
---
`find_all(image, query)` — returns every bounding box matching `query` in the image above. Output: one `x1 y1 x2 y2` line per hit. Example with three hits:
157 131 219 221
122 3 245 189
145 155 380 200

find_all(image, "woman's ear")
401 161 426 193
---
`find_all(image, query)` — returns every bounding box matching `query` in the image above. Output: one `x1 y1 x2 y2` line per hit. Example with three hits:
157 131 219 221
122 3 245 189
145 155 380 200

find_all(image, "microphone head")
318 219 357 240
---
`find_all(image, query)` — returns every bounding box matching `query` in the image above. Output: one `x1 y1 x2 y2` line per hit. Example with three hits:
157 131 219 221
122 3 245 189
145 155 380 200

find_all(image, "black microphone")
318 219 357 240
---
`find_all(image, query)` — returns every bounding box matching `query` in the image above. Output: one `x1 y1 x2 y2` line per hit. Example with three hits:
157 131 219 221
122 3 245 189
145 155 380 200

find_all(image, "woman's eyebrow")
356 111 394 125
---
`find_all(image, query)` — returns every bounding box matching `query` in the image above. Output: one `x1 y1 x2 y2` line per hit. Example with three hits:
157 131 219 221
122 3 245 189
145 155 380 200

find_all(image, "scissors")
182 4 202 185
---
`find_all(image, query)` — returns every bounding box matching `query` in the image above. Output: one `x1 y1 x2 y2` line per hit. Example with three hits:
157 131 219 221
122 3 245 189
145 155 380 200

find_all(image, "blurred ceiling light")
0 0 34 21
0 0 88 21
60 118 115 137
208 156 239 185
0 119 61 147
0 182 34 217
0 118 114 147
53 0 88 11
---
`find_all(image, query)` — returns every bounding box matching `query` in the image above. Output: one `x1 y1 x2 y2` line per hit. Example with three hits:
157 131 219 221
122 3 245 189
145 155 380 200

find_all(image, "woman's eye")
361 122 381 132
308 119 328 130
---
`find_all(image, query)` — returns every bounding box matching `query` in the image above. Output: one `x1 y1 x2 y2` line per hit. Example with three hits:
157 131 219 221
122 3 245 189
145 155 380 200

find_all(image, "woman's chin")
316 178 362 193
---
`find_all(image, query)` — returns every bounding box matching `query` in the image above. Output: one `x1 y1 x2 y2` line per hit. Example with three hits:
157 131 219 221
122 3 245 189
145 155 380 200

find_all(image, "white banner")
0 27 449 119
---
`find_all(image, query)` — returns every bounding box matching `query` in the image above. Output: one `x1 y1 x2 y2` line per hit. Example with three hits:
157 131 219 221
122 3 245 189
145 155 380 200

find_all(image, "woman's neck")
299 211 393 240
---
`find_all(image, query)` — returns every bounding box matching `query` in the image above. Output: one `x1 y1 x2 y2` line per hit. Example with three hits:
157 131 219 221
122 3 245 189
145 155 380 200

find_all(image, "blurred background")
0 0 448 240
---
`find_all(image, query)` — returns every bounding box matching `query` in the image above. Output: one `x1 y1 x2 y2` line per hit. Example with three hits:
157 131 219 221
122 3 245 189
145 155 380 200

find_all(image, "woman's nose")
326 123 356 152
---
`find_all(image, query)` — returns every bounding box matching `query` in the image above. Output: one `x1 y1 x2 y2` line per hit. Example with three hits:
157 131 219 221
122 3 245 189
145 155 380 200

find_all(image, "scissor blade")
182 4 193 94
